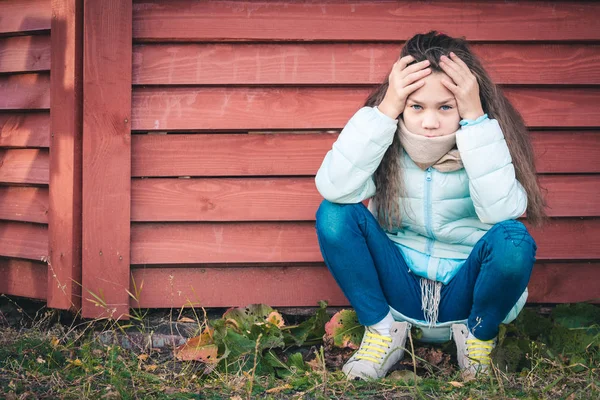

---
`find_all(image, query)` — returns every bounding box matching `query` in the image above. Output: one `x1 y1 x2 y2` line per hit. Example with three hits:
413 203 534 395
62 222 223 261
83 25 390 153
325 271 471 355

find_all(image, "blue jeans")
315 200 536 341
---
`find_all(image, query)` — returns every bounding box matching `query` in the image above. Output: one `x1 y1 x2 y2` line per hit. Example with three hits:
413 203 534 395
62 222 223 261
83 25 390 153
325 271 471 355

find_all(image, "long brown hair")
366 31 547 230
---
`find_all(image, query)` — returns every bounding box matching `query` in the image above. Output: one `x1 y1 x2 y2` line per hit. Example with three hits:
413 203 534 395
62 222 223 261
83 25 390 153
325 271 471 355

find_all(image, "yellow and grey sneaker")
342 321 411 380
451 323 496 378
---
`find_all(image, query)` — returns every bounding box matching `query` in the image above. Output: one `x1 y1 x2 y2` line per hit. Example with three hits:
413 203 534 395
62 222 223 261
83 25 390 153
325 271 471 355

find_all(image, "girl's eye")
440 105 453 111
411 105 422 110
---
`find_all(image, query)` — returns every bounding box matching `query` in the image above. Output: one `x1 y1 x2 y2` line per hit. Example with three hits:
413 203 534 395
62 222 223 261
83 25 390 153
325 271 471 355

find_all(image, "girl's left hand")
439 52 485 120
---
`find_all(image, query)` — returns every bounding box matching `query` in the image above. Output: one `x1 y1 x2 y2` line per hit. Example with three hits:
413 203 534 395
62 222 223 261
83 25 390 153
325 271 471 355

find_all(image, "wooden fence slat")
0 186 48 223
0 221 48 261
133 43 600 85
131 132 600 177
0 259 47 300
0 73 50 110
131 87 600 131
0 112 50 148
0 35 51 73
129 262 600 308
82 0 132 319
130 219 600 265
0 0 51 34
0 148 49 184
132 1 600 42
131 175 600 222
49 0 83 311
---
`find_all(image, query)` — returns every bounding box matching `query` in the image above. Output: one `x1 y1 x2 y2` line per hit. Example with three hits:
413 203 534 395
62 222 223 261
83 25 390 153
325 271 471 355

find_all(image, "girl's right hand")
378 55 431 119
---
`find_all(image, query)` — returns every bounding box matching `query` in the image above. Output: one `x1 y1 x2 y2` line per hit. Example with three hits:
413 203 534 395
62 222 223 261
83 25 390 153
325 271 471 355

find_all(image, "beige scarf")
398 119 463 172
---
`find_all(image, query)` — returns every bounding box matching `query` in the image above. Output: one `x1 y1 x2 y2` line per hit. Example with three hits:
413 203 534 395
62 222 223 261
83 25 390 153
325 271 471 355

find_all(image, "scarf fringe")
420 277 442 328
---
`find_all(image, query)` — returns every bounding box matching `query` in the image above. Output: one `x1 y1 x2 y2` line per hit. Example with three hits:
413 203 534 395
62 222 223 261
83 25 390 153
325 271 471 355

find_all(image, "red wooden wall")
1 1 599 319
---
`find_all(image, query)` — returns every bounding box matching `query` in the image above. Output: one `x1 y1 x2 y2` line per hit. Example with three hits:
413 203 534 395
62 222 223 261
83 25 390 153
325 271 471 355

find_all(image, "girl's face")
402 72 461 137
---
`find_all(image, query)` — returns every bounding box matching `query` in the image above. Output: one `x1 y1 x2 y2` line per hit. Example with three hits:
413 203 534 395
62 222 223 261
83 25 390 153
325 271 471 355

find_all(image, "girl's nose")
422 113 440 129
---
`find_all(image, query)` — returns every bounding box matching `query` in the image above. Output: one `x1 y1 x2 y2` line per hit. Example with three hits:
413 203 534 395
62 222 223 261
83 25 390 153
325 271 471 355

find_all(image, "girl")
314 31 547 380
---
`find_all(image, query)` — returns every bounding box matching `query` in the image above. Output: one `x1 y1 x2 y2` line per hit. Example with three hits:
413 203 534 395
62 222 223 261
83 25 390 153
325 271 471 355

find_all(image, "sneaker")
342 321 411 380
451 323 496 378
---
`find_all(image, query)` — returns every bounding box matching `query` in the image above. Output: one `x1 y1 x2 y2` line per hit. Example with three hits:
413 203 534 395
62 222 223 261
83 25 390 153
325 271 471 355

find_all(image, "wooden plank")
131 87 600 131
133 43 600 86
49 0 83 311
130 175 600 222
538 175 600 217
132 1 600 42
130 218 600 265
0 0 51 34
129 262 600 308
529 263 600 304
0 73 50 110
0 112 50 148
0 148 49 184
0 221 48 261
0 186 48 223
0 259 47 300
0 35 51 73
131 132 599 177
130 265 346 308
82 0 132 320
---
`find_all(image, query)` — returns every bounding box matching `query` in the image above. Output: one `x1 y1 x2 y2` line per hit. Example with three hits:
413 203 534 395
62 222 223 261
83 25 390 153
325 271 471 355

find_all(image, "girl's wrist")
377 98 402 120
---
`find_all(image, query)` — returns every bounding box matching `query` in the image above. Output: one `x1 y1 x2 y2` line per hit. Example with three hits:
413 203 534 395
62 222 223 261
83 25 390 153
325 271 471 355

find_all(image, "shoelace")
466 337 495 365
355 331 392 364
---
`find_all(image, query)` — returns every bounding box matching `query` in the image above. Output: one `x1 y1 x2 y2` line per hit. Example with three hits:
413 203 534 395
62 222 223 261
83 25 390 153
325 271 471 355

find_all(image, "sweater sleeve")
315 107 397 203
456 118 528 224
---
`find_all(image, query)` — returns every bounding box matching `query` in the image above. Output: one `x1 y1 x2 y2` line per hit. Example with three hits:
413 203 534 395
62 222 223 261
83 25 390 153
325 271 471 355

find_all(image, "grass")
0 295 599 399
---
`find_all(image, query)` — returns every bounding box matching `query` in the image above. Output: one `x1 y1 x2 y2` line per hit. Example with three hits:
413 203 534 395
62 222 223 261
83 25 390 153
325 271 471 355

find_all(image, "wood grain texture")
130 175 600 222
133 43 600 85
129 262 600 308
0 259 47 300
130 219 600 265
0 73 50 110
0 35 51 73
0 220 48 261
0 186 48 223
49 0 83 311
131 132 600 177
82 0 132 320
131 87 600 131
0 0 51 34
132 1 600 42
0 112 50 148
0 148 49 184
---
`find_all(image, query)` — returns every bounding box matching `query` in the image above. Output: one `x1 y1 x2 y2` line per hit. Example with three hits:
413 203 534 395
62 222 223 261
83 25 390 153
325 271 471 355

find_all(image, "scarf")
398 119 463 173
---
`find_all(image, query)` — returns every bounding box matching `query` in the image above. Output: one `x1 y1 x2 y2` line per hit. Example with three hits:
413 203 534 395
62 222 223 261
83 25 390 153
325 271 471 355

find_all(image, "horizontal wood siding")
0 1 51 302
129 0 600 309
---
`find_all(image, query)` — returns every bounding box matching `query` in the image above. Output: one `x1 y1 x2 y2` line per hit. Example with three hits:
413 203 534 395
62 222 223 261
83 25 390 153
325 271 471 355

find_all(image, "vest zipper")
424 167 435 254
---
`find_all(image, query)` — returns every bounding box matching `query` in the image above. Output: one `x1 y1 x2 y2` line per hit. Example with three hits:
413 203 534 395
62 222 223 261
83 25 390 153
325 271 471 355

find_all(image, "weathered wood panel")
132 1 600 42
0 186 48 223
129 262 600 308
0 35 51 73
0 148 49 184
82 0 132 319
0 259 47 300
0 0 51 34
131 87 600 131
0 221 48 261
0 73 50 110
0 112 50 148
130 175 600 222
133 43 600 85
49 0 83 311
130 219 600 265
131 132 600 177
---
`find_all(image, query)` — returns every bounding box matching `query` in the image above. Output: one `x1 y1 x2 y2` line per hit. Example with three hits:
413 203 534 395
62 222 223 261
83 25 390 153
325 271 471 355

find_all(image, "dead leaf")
229 396 243 400
448 381 464 388
266 311 285 328
178 317 196 323
265 384 293 394
174 328 218 363
36 356 46 364
50 337 60 348
388 370 421 382
144 364 158 372
137 354 149 361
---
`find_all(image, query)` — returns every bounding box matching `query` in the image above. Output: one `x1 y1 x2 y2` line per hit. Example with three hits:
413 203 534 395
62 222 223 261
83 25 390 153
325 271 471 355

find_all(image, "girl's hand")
378 55 432 119
439 52 485 120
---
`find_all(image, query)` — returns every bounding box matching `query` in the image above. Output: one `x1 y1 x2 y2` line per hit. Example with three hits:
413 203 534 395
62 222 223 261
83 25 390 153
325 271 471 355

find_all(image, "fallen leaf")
178 317 196 323
137 354 149 361
448 381 464 388
36 356 46 364
174 328 218 363
50 337 60 348
266 384 293 394
144 364 158 372
266 311 285 328
388 370 421 383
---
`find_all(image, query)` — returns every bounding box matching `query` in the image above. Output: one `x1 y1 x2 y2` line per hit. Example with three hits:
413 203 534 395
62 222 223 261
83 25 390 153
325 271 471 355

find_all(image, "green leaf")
283 301 329 346
551 303 600 330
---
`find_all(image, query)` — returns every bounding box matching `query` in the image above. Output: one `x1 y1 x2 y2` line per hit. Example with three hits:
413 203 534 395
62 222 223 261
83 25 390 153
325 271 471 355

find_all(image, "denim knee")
484 220 537 276
315 200 362 246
